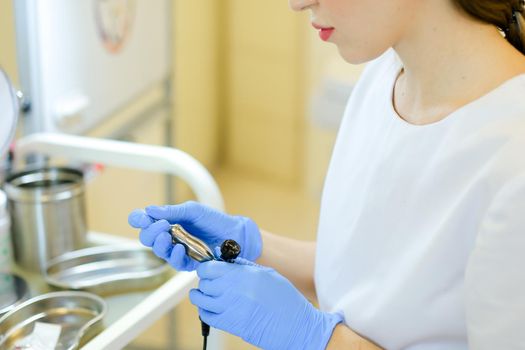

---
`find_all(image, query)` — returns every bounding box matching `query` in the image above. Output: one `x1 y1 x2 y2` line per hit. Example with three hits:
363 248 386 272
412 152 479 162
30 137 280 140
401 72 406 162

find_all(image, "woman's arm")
256 229 317 301
327 324 384 350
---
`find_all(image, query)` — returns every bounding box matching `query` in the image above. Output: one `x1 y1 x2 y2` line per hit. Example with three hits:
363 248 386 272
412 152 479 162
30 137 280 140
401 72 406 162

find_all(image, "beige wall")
0 0 18 85
223 0 308 184
172 0 311 197
170 0 223 202
172 0 221 168
304 31 365 198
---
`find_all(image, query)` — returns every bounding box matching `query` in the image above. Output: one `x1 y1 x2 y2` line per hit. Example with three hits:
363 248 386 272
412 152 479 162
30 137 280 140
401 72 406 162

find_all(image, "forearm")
256 229 317 301
326 324 383 350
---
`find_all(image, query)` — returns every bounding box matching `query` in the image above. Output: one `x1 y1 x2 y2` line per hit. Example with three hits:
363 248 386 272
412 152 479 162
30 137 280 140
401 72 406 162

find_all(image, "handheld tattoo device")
169 224 241 350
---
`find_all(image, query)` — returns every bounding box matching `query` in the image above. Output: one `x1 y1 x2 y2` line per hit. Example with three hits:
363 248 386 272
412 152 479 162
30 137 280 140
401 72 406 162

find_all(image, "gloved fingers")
233 257 259 267
128 209 154 229
198 308 219 326
139 219 171 247
146 201 206 223
167 243 196 271
198 279 223 297
189 289 227 314
152 231 173 259
197 260 236 280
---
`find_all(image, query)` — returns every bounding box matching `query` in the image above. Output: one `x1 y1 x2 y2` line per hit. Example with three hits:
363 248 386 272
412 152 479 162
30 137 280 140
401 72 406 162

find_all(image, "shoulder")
457 74 525 176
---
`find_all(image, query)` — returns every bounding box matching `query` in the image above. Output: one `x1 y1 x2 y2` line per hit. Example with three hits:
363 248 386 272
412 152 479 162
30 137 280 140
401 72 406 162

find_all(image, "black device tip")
220 239 241 261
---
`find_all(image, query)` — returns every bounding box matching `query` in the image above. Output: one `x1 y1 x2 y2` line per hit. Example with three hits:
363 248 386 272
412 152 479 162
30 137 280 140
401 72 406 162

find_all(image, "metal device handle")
170 224 215 262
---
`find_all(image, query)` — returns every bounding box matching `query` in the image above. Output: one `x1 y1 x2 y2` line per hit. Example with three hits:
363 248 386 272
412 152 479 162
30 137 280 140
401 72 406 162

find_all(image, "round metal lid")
0 274 29 317
0 68 19 158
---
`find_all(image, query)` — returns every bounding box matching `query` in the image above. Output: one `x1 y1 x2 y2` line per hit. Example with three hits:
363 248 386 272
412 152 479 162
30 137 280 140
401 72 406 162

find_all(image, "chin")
338 45 390 65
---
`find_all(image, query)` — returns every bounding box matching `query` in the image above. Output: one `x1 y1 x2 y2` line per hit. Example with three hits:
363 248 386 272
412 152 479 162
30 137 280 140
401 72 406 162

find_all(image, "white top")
315 49 525 350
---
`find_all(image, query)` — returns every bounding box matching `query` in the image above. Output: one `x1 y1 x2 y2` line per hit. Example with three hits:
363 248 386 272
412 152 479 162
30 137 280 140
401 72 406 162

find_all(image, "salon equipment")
168 224 241 350
45 244 171 295
4 167 87 272
129 202 262 272
15 133 224 349
170 224 215 262
0 291 106 350
168 224 241 264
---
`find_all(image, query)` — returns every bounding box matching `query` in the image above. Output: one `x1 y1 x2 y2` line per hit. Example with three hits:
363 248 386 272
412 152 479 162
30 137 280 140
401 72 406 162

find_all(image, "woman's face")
289 0 422 64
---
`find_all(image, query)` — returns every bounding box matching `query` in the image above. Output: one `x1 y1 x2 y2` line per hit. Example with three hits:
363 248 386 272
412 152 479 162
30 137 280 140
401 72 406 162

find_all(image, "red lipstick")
312 23 335 41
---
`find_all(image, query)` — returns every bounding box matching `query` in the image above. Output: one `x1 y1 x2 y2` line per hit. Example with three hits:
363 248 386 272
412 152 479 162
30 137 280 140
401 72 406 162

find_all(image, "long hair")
453 0 525 53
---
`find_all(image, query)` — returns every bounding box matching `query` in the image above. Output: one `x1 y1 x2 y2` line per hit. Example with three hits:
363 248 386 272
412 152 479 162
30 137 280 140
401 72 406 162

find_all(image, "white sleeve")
465 174 525 350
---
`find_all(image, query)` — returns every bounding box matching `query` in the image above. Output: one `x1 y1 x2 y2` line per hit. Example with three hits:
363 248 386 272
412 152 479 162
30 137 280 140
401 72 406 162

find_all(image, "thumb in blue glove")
190 259 343 350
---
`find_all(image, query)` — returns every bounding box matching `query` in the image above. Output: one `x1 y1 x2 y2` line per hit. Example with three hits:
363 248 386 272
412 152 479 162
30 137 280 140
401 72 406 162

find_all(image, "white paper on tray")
14 322 62 350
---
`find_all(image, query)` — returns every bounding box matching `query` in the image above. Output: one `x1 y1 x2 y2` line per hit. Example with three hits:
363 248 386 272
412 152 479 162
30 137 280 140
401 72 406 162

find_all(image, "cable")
201 318 210 350
200 239 240 349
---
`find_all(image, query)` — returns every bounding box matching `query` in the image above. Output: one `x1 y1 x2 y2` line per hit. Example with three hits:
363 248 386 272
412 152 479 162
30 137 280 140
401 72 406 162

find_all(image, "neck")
392 1 525 124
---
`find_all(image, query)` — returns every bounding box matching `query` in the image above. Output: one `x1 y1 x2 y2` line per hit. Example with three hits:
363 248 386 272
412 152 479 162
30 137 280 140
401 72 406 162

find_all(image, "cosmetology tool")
169 224 241 350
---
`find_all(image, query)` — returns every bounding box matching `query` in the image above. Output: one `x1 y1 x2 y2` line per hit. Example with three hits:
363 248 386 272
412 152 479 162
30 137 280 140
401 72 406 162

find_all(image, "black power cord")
201 319 210 350
201 239 241 350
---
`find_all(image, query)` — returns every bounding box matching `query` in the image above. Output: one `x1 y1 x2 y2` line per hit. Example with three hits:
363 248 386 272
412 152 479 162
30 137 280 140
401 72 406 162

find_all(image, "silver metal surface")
4 167 87 272
0 291 106 350
0 274 29 317
45 244 171 296
170 224 215 262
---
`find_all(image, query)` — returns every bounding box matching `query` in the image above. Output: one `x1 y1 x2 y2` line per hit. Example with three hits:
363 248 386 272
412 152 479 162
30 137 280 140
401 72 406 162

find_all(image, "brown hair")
453 0 525 53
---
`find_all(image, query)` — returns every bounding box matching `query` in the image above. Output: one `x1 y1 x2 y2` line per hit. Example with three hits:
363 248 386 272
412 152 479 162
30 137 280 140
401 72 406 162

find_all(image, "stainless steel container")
45 244 172 296
0 291 106 350
4 167 87 272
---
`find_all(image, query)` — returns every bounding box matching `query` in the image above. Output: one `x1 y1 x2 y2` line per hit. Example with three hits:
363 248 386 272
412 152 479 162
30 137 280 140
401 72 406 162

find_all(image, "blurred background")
0 1 364 349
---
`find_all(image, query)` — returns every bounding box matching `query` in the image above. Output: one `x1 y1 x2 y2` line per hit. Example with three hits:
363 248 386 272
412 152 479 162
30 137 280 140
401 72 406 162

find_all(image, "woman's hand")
190 258 342 350
128 201 262 271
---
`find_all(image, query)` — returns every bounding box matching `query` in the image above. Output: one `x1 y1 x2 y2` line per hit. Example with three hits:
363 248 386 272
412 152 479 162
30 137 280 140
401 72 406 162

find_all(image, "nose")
289 0 317 12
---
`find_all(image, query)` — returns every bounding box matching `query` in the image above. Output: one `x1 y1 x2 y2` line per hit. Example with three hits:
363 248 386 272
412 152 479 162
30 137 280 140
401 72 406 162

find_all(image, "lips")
318 28 334 41
312 23 335 41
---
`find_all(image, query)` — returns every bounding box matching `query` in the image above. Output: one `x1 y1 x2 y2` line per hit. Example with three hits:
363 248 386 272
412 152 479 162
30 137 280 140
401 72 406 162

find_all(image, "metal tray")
45 244 171 295
0 291 106 350
0 274 29 317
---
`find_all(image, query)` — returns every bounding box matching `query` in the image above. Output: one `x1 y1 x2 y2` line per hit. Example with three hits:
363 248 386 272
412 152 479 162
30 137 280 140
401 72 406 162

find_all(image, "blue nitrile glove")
127 201 262 271
189 258 343 350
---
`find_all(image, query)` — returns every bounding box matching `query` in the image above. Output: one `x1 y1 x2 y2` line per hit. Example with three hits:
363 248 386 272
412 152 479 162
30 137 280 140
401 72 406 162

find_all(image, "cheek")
324 1 411 63
332 21 395 64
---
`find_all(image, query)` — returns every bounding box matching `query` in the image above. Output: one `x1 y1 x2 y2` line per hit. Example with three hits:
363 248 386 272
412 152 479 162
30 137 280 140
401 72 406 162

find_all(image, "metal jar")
4 167 87 272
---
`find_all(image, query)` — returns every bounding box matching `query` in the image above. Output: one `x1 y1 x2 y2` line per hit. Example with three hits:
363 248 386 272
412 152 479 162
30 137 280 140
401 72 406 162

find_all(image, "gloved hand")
127 201 262 271
190 258 343 350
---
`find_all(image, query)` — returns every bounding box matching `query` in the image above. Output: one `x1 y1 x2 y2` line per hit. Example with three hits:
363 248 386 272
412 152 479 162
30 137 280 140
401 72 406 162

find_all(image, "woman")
129 0 525 349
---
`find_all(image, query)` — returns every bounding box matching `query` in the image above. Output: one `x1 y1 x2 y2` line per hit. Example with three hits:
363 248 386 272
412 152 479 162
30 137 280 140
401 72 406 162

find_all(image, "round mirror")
0 68 19 157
